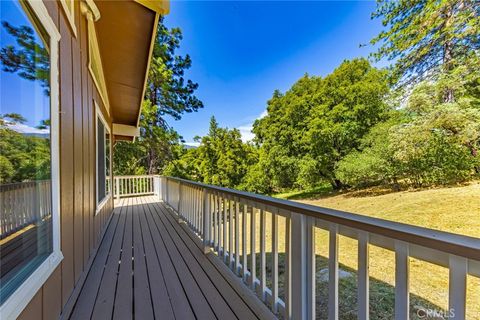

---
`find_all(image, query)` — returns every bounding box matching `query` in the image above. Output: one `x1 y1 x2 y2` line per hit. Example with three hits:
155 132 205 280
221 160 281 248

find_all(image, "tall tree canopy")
251 59 390 190
114 17 203 175
164 116 256 189
0 114 51 183
371 0 480 101
0 21 50 95
146 17 203 125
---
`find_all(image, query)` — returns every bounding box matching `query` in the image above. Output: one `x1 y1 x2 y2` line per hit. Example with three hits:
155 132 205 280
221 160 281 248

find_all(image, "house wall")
18 1 114 319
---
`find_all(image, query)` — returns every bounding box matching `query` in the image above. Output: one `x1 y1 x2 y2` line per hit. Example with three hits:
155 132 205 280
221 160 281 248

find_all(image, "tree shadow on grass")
241 253 444 320
275 185 336 201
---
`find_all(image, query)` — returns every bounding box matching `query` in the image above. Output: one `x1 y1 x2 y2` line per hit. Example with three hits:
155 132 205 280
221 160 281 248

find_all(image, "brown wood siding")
16 1 115 319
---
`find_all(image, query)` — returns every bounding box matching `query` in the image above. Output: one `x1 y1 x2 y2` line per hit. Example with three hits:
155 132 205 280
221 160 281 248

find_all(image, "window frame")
0 1 63 318
95 100 112 214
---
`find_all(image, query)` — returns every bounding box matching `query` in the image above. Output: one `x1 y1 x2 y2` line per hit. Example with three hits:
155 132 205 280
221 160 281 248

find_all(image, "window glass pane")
0 0 53 304
97 118 106 203
106 131 110 195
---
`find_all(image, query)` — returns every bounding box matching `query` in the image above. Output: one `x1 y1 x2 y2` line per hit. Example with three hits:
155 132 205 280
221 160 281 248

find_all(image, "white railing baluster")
198 188 202 232
220 195 223 254
449 255 467 320
235 200 240 275
229 198 234 270
202 188 211 251
272 212 279 314
194 188 197 229
192 187 196 230
242 204 248 283
285 214 291 319
213 193 218 251
306 217 315 320
328 224 339 320
223 197 227 261
250 206 256 290
394 241 409 320
190 187 193 227
259 208 266 301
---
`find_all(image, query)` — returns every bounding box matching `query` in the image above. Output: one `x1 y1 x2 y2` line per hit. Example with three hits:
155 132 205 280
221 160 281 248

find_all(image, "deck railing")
113 175 158 199
0 180 52 239
159 176 480 320
115 175 480 319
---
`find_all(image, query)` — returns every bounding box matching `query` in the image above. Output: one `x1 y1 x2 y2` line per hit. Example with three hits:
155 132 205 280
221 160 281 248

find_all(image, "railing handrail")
163 175 480 262
114 174 156 179
0 179 50 191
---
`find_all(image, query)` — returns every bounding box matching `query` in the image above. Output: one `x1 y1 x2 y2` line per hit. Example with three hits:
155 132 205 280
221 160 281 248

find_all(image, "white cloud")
236 109 267 142
237 125 255 142
184 141 200 148
258 110 268 119
8 123 49 135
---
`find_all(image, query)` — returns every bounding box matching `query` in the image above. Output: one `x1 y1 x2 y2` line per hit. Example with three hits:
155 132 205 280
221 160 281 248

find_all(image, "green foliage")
114 18 202 175
0 127 50 183
0 155 14 184
336 150 391 188
0 21 50 95
336 78 480 188
114 101 184 175
115 5 480 194
371 0 480 100
306 59 390 188
253 58 390 191
147 17 203 123
166 117 256 190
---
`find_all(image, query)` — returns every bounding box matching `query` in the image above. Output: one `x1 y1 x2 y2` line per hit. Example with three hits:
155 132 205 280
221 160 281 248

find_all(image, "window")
0 1 62 318
96 102 111 210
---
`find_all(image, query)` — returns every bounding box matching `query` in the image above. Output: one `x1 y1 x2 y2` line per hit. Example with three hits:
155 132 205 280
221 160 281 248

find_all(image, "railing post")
358 232 370 320
153 176 160 199
202 188 211 253
165 177 169 205
394 241 409 320
290 212 315 320
177 182 182 212
329 224 339 320
449 255 467 320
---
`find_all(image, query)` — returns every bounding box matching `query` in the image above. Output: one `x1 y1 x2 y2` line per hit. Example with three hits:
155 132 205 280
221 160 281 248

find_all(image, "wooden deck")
67 196 275 320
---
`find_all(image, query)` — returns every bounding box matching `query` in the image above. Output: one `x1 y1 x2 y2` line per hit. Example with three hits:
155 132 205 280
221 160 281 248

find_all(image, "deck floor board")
68 196 274 320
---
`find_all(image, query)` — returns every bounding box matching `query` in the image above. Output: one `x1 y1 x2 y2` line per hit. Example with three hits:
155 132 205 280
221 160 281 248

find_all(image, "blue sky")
1 1 50 135
163 1 384 145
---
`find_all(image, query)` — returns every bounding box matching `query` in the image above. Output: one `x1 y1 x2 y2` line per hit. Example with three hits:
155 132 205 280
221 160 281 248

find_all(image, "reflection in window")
97 107 111 208
0 1 53 304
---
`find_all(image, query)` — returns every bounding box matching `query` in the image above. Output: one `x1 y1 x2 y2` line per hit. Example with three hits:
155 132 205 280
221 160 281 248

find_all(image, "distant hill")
23 132 49 139
183 144 198 150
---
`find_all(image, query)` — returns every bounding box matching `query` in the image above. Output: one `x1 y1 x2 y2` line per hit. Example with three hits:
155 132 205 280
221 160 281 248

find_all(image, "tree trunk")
442 5 455 103
330 179 343 190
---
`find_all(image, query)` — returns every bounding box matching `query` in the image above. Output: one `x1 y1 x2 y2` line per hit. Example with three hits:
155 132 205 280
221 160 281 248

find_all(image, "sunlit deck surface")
67 196 274 320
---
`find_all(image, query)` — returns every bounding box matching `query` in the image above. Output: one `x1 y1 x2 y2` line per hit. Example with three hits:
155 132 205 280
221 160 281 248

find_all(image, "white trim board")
59 0 77 37
0 1 63 319
113 123 140 138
